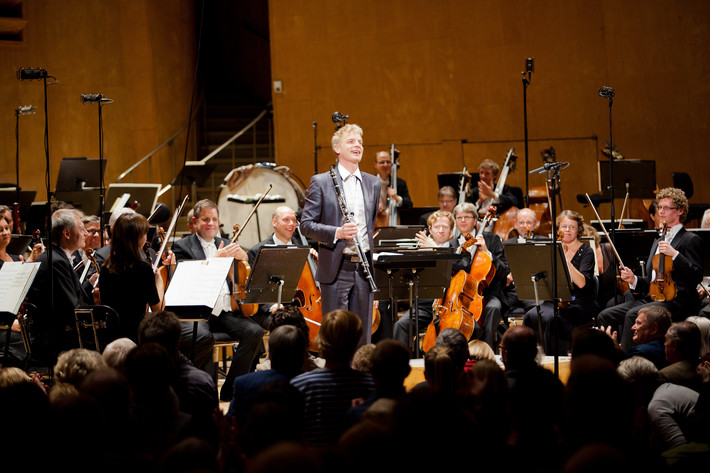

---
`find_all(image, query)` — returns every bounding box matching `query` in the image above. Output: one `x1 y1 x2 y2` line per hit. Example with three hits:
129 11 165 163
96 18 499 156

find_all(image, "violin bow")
584 193 626 268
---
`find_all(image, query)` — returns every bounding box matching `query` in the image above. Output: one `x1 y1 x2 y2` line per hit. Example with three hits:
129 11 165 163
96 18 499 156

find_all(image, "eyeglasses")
657 206 677 211
86 229 101 235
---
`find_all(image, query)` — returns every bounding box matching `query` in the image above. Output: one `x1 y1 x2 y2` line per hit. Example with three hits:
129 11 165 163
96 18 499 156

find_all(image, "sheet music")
0 262 40 314
164 257 233 309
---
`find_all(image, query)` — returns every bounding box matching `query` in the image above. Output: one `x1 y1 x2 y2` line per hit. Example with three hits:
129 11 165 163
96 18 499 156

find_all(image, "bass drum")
217 163 306 250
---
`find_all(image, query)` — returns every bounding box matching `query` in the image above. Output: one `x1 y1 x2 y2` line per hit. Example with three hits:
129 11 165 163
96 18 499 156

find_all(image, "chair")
672 172 710 226
212 332 238 382
74 305 120 352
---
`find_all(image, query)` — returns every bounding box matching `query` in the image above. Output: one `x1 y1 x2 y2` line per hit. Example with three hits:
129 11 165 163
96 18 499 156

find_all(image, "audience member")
659 321 702 391
102 336 137 372
290 309 375 446
465 339 496 371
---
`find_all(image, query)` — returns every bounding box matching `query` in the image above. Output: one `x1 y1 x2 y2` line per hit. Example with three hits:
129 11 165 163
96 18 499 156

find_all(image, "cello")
422 207 497 352
292 225 323 352
649 222 676 302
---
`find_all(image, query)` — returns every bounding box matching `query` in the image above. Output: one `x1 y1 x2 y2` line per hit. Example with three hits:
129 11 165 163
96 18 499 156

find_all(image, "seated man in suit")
173 198 265 402
418 186 457 226
466 158 519 216
501 208 542 316
26 208 95 361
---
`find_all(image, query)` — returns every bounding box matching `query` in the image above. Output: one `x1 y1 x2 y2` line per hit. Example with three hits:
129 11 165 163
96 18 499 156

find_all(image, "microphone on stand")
81 94 114 104
331 111 349 123
17 68 47 80
529 162 570 174
598 86 615 99
16 105 37 115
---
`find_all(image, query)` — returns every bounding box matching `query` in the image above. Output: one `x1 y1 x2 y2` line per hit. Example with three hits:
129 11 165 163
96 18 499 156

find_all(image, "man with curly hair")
597 187 704 351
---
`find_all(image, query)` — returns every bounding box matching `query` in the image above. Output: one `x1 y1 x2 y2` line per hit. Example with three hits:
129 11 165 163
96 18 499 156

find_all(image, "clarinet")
329 166 378 293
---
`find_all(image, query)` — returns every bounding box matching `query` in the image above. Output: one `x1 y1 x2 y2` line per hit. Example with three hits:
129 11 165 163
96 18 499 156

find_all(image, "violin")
649 222 676 302
89 247 101 304
422 207 497 352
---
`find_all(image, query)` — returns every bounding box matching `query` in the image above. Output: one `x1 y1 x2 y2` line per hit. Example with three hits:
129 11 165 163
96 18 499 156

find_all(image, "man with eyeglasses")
597 187 704 351
451 202 510 350
418 186 457 226
501 208 542 318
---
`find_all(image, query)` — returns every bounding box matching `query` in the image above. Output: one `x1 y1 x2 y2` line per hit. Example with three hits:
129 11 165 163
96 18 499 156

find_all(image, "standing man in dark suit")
172 198 265 401
597 187 704 351
374 149 412 218
466 158 520 216
300 123 380 346
27 208 95 360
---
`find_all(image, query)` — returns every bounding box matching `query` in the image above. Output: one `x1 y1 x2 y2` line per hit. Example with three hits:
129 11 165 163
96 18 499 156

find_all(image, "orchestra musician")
247 205 314 326
418 186 457 226
466 159 520 216
596 188 704 351
452 202 509 350
26 208 97 360
392 210 462 350
0 213 29 365
501 208 542 317
98 212 165 342
172 198 266 402
71 214 103 275
300 123 380 347
374 149 412 216
523 210 596 356
0 204 42 262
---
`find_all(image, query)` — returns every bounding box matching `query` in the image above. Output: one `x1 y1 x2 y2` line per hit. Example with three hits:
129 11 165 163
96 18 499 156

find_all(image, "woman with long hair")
99 212 164 342
523 210 596 355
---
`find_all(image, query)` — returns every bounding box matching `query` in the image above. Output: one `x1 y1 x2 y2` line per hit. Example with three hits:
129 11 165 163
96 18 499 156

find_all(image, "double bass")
422 207 497 352
293 226 323 352
491 147 518 239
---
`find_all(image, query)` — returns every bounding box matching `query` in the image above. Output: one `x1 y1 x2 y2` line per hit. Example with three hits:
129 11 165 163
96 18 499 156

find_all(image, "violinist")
99 212 165 342
0 214 30 364
26 209 96 360
501 208 542 316
466 159 520 216
523 210 596 356
172 198 265 402
0 204 43 262
393 210 459 350
597 187 704 351
453 202 509 350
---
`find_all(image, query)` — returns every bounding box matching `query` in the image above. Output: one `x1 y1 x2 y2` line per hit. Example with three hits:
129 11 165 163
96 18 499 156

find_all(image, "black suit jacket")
27 244 93 354
453 232 509 300
247 235 278 266
393 177 413 209
636 227 704 314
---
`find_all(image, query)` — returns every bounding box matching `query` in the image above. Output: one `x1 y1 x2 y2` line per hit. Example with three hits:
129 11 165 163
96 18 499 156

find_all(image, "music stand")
399 206 438 226
171 162 216 202
504 242 572 357
243 246 310 306
55 157 106 191
373 226 425 247
597 160 656 199
105 183 161 218
373 248 460 357
8 235 33 256
438 172 479 194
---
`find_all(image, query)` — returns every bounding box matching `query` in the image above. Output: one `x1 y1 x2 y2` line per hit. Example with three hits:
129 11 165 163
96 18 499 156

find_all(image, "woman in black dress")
99 212 164 342
524 210 596 355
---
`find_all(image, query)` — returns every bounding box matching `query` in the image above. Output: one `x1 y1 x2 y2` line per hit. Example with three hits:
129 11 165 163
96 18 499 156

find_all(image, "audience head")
0 367 32 388
664 321 701 364
352 343 376 374
370 339 411 394
424 344 457 393
138 310 183 359
468 339 496 363
570 326 623 366
685 315 710 354
702 208 710 229
268 324 308 378
317 309 362 365
435 327 469 373
54 348 107 388
269 304 310 343
632 305 671 345
500 325 538 369
102 337 137 372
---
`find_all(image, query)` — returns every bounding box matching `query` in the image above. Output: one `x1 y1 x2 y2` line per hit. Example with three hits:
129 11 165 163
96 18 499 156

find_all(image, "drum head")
217 164 306 250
